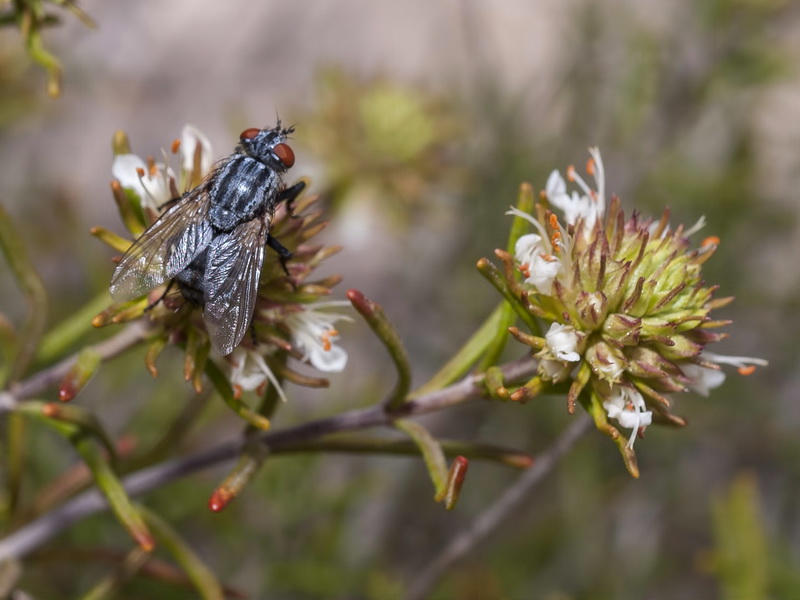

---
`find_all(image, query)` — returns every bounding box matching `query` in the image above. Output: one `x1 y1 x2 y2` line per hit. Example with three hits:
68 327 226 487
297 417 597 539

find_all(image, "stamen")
701 236 720 247
550 231 562 253
586 158 595 176
566 165 576 182
135 167 146 178
540 253 558 263
549 213 559 230
520 263 531 278
321 329 339 352
171 139 181 154
233 384 243 400
738 365 756 376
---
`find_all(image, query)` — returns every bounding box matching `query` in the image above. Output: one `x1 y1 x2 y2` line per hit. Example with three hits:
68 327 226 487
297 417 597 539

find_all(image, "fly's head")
238 123 296 172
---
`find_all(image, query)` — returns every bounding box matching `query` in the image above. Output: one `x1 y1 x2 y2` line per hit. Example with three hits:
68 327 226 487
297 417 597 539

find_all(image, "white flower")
538 358 572 382
180 124 213 184
514 233 562 295
285 302 351 372
681 363 726 397
603 386 653 448
545 147 606 233
545 322 580 362
683 352 768 396
228 347 288 403
112 154 175 212
111 125 214 214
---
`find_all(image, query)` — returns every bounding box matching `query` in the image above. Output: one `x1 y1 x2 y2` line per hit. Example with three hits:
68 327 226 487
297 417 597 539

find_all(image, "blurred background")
1 0 798 598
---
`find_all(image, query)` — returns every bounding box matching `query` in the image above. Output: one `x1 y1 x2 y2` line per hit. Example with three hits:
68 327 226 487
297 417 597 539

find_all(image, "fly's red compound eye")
273 143 295 168
240 128 261 140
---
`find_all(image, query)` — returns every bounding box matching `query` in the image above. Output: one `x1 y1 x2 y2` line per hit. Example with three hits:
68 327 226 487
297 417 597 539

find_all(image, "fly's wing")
109 186 214 302
202 216 269 355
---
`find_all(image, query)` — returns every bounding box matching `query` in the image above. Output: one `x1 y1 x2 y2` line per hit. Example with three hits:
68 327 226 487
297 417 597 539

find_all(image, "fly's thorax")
208 155 281 231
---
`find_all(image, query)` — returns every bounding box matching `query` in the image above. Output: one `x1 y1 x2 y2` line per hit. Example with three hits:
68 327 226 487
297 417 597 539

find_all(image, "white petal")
528 254 561 295
309 344 348 372
112 154 148 198
545 169 566 198
538 358 571 382
545 323 580 362
181 124 213 175
682 363 726 397
514 233 544 263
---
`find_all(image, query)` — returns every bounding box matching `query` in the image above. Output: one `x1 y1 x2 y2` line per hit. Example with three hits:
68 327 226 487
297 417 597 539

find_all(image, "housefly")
110 123 306 355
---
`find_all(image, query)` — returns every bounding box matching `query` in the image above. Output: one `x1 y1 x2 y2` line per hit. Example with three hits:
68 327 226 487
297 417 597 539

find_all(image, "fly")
109 122 305 355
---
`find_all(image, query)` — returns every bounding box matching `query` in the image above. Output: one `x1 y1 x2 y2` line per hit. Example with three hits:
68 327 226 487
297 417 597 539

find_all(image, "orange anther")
321 329 339 352
586 158 595 176
135 167 146 178
148 164 158 177
738 365 756 376
702 236 721 247
550 231 561 253
171 139 181 154
549 213 559 229
232 384 243 399
520 263 531 278
566 165 576 182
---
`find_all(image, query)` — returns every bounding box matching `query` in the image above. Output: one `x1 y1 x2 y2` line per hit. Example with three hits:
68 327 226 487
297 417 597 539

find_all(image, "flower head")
493 149 766 476
94 125 350 411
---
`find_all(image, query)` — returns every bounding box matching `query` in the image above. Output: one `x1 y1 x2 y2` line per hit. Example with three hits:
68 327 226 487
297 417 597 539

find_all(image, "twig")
403 414 594 600
4 322 149 407
0 356 538 561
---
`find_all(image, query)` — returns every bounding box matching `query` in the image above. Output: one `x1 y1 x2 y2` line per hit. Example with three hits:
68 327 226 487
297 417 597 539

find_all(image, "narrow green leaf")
439 456 469 510
0 203 48 382
209 440 269 513
205 360 271 430
411 303 505 398
710 473 769 600
37 292 112 362
474 182 537 371
395 419 448 497
16 401 154 549
139 505 225 600
347 289 411 409
57 347 102 402
476 257 540 334
78 547 149 600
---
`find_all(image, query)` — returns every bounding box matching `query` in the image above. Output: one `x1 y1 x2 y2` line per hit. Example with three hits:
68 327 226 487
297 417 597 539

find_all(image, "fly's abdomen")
208 156 279 231
175 248 209 306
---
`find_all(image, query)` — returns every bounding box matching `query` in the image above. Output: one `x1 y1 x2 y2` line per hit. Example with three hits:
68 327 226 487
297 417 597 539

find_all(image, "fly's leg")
267 235 293 276
276 181 306 218
157 194 184 212
144 280 176 312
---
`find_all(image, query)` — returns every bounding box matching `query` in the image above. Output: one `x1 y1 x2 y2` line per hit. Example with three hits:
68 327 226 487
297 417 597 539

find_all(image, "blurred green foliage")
1 0 798 598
